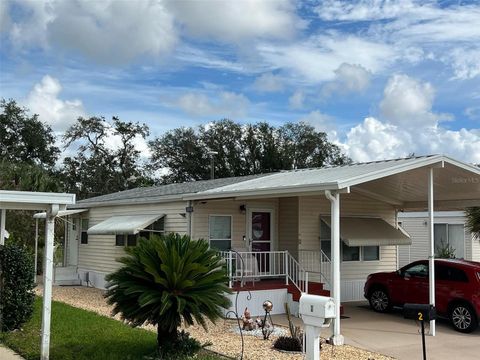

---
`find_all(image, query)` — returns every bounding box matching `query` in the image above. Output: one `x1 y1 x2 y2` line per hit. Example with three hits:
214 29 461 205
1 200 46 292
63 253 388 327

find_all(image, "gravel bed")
35 285 395 360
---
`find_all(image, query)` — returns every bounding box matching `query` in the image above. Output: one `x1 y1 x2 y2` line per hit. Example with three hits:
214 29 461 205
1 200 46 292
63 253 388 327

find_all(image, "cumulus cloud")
165 0 303 43
171 91 250 118
343 117 480 163
5 0 177 64
322 63 371 97
257 34 395 84
340 74 480 163
289 90 305 109
379 74 450 128
446 48 480 80
253 73 284 92
24 75 86 131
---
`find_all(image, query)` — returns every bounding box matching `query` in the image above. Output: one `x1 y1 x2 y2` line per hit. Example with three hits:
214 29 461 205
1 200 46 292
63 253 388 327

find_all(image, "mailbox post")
299 294 336 360
404 303 436 360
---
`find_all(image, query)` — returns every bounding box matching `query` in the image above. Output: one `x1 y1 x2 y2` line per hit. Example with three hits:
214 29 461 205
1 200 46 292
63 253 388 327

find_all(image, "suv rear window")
436 264 468 283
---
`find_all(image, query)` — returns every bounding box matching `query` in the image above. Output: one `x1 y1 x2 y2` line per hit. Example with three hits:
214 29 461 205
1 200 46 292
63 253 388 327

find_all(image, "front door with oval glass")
249 210 273 272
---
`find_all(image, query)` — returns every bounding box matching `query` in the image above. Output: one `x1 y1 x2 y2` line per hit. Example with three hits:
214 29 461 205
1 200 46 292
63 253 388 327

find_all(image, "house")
36 154 480 345
398 211 480 267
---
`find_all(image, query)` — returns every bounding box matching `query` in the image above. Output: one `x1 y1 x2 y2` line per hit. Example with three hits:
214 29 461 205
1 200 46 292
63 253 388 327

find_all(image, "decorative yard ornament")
261 300 275 340
241 307 255 331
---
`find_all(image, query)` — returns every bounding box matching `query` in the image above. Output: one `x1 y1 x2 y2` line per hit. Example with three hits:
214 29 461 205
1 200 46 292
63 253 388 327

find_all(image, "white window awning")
33 209 88 219
322 217 412 246
87 214 164 235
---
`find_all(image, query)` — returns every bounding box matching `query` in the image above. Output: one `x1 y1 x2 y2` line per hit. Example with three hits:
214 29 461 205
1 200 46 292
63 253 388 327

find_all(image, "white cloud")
379 74 450 128
289 90 305 109
340 74 480 163
446 48 480 80
253 73 284 92
24 75 86 131
257 34 396 84
7 0 177 64
342 117 480 164
171 91 250 118
465 106 480 120
322 63 371 97
165 0 304 43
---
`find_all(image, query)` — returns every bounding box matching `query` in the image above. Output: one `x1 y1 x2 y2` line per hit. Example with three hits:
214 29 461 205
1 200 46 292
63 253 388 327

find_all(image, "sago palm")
105 233 231 350
466 207 480 240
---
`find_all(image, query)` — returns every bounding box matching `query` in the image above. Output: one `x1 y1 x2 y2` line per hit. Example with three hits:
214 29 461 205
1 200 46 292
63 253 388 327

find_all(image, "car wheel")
449 303 478 333
369 288 391 313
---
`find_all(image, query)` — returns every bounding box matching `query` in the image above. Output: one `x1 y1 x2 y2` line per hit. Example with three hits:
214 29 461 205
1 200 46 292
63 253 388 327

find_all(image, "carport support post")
40 205 59 360
0 209 6 245
325 190 344 345
34 218 39 282
428 168 436 336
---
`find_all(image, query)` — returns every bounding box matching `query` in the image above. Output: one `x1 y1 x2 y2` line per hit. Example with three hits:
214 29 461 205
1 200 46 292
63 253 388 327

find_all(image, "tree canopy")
61 116 152 199
149 119 350 183
0 99 59 167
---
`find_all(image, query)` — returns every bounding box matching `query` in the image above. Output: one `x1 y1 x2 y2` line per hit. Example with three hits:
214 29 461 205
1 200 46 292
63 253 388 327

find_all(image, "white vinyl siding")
298 193 398 283
398 212 475 266
76 201 188 274
278 197 299 259
192 198 279 250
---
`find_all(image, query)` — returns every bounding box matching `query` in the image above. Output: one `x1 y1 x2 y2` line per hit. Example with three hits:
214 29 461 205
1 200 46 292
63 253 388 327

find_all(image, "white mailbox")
300 293 336 327
299 294 337 360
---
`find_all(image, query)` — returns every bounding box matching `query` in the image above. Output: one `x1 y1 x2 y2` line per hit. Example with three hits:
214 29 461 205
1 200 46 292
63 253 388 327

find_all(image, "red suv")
364 259 480 333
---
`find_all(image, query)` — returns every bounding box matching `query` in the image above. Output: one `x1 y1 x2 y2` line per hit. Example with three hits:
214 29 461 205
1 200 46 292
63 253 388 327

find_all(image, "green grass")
0 298 225 360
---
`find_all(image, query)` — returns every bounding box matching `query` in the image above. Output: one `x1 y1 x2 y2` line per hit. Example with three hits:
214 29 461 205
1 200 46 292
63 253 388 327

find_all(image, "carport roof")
184 155 480 209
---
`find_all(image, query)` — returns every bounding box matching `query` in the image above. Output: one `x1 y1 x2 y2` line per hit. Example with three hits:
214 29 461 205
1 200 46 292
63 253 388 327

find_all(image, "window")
115 234 125 246
127 234 137 247
436 264 468 283
363 246 380 261
434 224 464 258
209 215 232 251
342 242 360 261
404 263 428 278
80 219 89 244
320 219 378 261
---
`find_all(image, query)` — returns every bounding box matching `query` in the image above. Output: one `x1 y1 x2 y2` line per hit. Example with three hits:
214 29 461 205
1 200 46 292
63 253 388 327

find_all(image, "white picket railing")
298 249 331 288
220 250 313 294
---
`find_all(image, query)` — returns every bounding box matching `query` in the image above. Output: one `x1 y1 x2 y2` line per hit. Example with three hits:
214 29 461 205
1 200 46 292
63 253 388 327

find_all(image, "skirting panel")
224 288 288 318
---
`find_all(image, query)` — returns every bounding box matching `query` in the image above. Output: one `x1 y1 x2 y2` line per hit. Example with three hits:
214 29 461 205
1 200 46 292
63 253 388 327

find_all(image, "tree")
149 119 350 183
0 99 59 167
61 116 152 199
105 234 231 354
466 207 480 240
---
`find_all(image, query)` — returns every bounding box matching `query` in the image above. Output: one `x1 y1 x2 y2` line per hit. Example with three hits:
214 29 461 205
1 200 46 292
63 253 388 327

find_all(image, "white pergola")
0 190 76 360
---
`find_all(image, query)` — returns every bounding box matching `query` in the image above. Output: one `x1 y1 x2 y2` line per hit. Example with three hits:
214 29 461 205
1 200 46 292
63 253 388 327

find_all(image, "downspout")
325 190 344 346
187 200 193 238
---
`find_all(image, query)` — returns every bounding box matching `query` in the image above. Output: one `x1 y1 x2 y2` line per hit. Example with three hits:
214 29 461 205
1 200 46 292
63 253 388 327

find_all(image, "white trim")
0 190 75 207
247 207 276 252
399 211 465 218
208 214 233 250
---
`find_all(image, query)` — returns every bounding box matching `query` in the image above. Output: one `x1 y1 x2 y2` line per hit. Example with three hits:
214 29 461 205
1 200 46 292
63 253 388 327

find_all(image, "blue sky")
1 0 479 163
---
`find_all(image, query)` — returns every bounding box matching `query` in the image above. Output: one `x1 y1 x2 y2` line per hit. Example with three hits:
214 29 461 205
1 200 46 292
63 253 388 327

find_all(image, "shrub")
105 233 231 354
0 241 35 331
273 336 302 352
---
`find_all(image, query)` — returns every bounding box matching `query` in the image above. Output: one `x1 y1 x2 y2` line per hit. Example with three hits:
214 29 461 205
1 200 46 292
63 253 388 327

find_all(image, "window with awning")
321 216 412 247
87 214 165 235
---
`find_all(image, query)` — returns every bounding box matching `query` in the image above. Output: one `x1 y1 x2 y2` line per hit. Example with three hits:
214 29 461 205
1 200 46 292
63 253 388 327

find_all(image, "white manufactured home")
35 155 480 345
398 211 480 267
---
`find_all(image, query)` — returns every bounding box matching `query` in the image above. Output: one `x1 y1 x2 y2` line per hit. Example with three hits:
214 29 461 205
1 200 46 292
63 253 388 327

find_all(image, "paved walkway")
0 346 24 360
272 301 479 360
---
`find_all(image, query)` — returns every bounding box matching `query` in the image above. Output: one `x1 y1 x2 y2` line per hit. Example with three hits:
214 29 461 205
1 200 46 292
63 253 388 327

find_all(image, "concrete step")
54 278 82 286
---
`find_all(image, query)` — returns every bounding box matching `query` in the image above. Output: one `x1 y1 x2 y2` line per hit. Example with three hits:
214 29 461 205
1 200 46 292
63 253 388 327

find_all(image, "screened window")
434 223 464 258
320 219 378 261
80 219 89 244
115 234 125 246
209 215 232 251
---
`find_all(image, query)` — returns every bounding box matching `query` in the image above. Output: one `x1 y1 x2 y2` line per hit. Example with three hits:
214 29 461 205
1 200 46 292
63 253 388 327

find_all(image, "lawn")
0 298 224 360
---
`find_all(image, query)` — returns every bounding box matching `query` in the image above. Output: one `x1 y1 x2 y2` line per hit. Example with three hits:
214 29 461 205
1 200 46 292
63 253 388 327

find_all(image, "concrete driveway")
273 301 479 360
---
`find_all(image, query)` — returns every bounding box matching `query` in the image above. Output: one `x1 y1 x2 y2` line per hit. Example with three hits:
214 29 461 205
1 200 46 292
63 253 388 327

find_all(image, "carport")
0 190 76 360
186 155 480 343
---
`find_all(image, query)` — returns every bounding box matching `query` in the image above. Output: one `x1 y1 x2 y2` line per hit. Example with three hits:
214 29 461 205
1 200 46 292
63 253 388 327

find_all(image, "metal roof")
0 190 76 211
186 155 480 200
72 174 269 208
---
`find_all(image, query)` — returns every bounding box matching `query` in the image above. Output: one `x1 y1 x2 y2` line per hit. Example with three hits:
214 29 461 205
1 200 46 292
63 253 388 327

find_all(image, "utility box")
299 294 336 360
404 303 436 322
